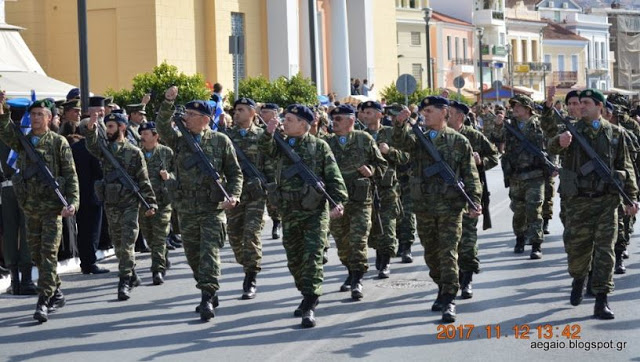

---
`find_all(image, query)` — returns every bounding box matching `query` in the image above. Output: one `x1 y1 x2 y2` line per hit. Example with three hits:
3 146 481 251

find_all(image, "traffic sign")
453 76 465 89
396 74 417 96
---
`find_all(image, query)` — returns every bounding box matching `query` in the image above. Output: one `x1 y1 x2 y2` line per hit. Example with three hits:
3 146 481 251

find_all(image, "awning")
0 71 76 100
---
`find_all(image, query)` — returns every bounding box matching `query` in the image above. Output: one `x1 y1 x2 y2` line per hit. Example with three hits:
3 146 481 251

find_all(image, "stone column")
267 0 300 79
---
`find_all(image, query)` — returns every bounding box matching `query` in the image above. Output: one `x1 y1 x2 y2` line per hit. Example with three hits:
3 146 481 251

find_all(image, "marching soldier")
227 97 269 299
85 112 158 301
360 101 410 278
547 89 638 319
327 104 388 300
447 101 499 299
394 96 482 323
259 103 282 240
259 103 347 328
138 122 174 285
492 95 547 259
125 103 147 147
157 86 242 322
0 95 79 322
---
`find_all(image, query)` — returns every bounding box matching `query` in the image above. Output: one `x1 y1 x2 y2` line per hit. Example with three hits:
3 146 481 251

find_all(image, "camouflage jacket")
0 113 79 214
457 125 499 172
155 101 243 213
126 122 142 147
86 129 157 209
548 116 637 200
493 115 547 180
365 125 410 189
541 104 576 138
394 124 482 213
142 143 175 206
326 130 388 203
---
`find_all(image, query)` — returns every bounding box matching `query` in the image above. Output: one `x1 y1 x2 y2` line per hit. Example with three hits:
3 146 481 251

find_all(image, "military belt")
576 191 606 198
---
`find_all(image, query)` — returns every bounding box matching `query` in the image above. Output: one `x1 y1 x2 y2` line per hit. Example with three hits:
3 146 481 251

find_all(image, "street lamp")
423 7 433 90
477 27 484 105
540 28 546 100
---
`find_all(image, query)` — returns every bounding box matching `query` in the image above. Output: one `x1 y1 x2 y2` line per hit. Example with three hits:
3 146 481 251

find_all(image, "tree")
228 73 318 106
379 83 472 106
105 61 211 120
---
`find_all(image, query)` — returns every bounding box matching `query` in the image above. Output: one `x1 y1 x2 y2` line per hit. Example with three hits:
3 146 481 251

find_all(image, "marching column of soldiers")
0 82 638 327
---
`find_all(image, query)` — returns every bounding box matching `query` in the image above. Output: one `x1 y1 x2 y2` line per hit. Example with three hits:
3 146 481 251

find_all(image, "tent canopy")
1 71 76 99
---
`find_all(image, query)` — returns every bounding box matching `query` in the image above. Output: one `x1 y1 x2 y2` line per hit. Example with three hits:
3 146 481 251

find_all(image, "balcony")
452 59 475 75
590 59 609 70
453 58 474 65
474 9 506 26
553 71 578 87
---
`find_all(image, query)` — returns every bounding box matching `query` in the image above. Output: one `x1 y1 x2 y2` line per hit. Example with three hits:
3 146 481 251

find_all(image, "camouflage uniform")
492 115 546 252
139 144 174 274
364 126 410 259
456 125 499 274
547 116 637 295
86 129 157 279
225 123 269 274
0 111 79 299
156 101 243 295
327 131 388 274
395 143 416 254
480 111 496 141
259 131 347 297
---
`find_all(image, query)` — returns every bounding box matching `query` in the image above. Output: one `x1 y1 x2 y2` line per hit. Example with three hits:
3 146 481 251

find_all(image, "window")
600 41 605 65
411 32 421 46
447 36 452 60
231 12 246 82
545 54 551 67
557 54 565 72
455 37 459 59
463 38 468 60
571 55 578 71
410 0 416 8
554 11 561 22
499 33 506 46
412 63 422 81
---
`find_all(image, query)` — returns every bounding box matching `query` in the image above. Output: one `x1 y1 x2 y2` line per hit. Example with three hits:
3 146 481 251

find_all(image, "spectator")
362 79 374 97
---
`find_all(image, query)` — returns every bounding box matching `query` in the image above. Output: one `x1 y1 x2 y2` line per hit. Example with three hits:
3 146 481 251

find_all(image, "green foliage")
105 61 210 120
380 83 473 106
228 73 317 106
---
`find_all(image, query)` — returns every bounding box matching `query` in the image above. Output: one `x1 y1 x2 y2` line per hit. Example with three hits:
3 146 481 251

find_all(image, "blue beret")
185 100 214 117
419 96 449 110
565 90 580 105
111 109 126 115
285 104 314 124
104 112 128 125
606 101 614 112
360 101 383 112
450 101 469 115
262 103 279 111
329 104 356 118
6 98 31 109
138 121 157 134
66 88 80 101
234 97 256 109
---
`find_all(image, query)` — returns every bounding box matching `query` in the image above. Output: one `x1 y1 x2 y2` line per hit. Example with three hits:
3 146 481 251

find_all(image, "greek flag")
7 90 36 171
207 100 224 131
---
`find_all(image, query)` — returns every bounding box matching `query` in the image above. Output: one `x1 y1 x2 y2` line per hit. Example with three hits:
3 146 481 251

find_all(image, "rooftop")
542 21 589 41
432 11 473 26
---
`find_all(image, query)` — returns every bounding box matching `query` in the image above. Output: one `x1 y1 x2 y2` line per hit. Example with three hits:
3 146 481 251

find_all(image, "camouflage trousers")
368 188 400 256
179 209 225 294
266 199 280 222
458 214 480 273
396 178 416 246
105 204 140 278
543 176 555 219
25 212 62 298
615 204 632 253
563 194 618 294
226 198 265 273
282 206 329 296
330 200 372 272
139 203 171 273
508 177 544 245
415 209 464 296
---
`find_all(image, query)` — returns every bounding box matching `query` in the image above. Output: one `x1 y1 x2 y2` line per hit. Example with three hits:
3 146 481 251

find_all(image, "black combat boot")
378 254 391 279
622 249 629 259
20 267 37 295
401 244 413 263
165 236 176 251
48 288 66 313
339 270 352 292
396 243 405 258
199 291 216 321
585 271 594 297
300 294 319 328
165 249 172 270
351 270 364 301
242 272 257 300
460 271 473 299
323 247 329 265
431 285 443 312
7 267 20 295
530 243 542 260
272 219 281 239
570 277 585 306
514 235 525 254
0 265 9 277
294 299 304 317
594 293 614 320
543 218 550 235
441 293 457 323
152 271 164 285
614 251 626 274
33 295 50 323
375 250 381 271
117 277 131 301
129 269 142 288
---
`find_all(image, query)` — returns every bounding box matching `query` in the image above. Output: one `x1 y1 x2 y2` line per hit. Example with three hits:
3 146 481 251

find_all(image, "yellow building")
6 0 398 99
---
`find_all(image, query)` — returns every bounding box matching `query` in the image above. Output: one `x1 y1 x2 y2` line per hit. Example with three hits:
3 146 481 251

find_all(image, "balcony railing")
492 11 504 20
590 59 608 69
453 58 474 65
553 71 578 84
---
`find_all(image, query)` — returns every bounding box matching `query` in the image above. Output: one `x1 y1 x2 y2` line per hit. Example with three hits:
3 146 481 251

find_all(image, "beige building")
541 21 588 98
6 0 398 99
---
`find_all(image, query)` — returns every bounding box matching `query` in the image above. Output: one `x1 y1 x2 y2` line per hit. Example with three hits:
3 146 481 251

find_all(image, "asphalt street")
0 166 638 361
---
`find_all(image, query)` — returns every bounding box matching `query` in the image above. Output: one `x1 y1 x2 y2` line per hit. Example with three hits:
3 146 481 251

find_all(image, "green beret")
28 99 55 113
579 89 605 104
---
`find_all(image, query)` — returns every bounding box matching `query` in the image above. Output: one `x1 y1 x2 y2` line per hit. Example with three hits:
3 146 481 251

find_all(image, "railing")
553 71 578 83
492 11 504 20
590 59 608 69
453 58 474 65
